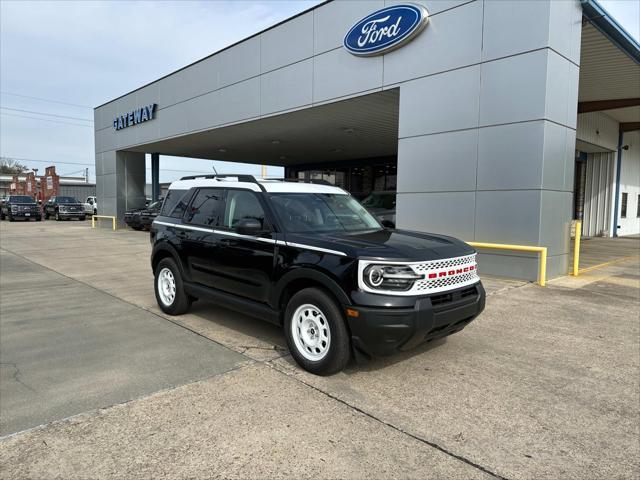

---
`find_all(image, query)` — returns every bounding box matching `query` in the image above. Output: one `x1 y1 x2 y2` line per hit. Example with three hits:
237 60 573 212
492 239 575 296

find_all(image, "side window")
224 190 266 230
161 189 189 218
185 188 225 226
621 192 628 218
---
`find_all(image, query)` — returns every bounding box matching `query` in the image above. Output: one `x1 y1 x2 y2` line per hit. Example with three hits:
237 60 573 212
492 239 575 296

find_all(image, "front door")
211 189 276 304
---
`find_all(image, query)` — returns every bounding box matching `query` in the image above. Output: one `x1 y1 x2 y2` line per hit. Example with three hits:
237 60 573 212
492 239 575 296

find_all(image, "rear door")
211 189 277 303
181 188 226 288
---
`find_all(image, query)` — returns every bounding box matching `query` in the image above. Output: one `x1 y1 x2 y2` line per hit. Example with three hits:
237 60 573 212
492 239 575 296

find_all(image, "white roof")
168 177 347 195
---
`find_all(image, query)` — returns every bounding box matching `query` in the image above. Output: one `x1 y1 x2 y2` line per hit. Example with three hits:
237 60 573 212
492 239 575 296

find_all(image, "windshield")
147 201 162 211
361 193 396 209
57 197 79 203
270 193 382 234
9 195 34 203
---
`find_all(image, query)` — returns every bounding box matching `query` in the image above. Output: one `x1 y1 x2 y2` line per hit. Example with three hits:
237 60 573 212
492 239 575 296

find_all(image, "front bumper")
10 211 40 219
347 282 485 359
58 210 85 218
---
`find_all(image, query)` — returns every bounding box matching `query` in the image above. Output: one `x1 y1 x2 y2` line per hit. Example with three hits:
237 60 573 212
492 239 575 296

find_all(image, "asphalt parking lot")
1 221 638 479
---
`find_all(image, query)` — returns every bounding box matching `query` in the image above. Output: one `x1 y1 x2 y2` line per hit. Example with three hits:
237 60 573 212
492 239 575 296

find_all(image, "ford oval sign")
344 4 429 57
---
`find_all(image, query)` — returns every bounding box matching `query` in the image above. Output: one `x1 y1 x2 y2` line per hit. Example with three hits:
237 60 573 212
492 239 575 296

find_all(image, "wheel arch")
273 268 352 325
151 242 183 274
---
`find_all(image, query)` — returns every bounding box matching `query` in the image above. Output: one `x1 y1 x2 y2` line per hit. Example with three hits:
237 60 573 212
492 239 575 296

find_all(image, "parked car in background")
84 196 97 216
125 201 162 231
43 196 86 221
361 191 396 228
0 195 41 222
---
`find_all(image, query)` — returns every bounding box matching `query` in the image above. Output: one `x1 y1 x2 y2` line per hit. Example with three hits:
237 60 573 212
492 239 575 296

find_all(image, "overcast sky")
1 0 638 183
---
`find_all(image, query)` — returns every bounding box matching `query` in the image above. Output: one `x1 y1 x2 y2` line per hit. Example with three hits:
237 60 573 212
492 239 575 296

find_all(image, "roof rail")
265 177 334 186
179 174 266 191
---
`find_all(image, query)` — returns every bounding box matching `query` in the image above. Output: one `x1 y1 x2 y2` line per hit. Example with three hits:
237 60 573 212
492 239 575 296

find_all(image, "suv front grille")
412 254 476 272
412 254 479 295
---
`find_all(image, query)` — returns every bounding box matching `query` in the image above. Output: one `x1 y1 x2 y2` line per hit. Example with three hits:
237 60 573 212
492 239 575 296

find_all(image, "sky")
1 0 638 184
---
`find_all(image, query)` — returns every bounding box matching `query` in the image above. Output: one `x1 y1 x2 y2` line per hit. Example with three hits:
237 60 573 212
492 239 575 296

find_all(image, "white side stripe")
284 242 347 257
152 221 347 256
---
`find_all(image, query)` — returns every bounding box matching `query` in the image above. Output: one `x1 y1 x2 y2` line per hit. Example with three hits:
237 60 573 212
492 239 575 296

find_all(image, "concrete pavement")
0 221 638 479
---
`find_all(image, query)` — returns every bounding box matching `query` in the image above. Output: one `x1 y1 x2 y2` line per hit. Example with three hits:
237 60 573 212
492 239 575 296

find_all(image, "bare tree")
0 157 28 175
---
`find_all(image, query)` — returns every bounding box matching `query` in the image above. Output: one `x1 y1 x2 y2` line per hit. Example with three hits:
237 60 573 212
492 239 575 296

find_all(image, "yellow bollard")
466 242 548 287
539 247 547 287
91 216 95 229
572 221 582 276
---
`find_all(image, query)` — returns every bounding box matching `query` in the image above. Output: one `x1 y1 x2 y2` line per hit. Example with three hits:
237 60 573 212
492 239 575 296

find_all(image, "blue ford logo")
344 4 429 56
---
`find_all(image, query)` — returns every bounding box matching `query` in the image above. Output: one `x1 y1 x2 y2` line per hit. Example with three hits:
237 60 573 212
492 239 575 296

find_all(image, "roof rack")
179 174 266 191
263 178 334 186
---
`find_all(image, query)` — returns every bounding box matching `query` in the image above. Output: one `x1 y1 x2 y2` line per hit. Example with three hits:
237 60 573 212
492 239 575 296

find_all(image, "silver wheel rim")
157 267 176 306
291 303 331 361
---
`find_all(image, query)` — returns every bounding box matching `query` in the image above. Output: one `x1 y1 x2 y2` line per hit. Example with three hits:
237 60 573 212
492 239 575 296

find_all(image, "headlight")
10 205 17 212
362 264 422 291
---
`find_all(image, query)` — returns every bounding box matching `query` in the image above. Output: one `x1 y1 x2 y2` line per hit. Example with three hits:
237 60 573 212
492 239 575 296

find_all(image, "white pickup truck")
84 196 97 215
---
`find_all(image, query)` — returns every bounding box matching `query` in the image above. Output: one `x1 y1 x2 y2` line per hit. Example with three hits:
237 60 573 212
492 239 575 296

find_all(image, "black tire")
35 216 41 222
0 212 5 220
284 287 350 375
80 216 86 221
44 211 49 220
9 215 15 222
94 209 97 216
132 225 144 231
154 257 191 315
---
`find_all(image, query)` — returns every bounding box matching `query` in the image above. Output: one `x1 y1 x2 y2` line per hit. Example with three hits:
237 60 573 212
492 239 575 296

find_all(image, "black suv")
0 195 41 221
43 196 86 221
125 200 162 231
150 175 485 375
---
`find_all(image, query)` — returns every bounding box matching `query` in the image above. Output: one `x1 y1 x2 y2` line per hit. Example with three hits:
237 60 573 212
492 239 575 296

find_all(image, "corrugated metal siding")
58 184 96 200
583 152 614 237
576 112 619 151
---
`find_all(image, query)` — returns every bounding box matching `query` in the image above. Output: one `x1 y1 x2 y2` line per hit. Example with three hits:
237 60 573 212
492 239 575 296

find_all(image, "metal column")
151 153 160 202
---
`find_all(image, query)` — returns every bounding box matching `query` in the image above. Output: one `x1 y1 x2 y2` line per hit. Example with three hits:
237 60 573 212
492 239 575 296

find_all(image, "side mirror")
235 218 262 236
381 219 395 229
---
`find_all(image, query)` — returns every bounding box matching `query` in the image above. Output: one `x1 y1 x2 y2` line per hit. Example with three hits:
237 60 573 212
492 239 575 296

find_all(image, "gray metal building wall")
94 0 583 281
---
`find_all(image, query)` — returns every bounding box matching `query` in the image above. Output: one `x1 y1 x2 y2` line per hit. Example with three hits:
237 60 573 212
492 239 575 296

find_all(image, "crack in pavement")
0 362 36 393
267 361 512 480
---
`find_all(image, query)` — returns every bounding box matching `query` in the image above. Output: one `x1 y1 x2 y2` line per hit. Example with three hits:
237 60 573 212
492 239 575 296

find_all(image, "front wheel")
154 257 191 315
284 288 351 375
79 216 86 221
55 211 61 221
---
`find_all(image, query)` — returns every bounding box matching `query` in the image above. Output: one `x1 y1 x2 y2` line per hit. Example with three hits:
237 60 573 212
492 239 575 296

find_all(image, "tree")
0 157 28 175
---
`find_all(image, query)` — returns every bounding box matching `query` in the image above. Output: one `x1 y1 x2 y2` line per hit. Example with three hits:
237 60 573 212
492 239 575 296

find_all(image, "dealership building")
94 0 639 281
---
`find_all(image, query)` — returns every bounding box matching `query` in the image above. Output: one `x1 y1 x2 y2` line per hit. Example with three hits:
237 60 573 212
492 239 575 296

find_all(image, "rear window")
184 188 225 227
161 189 190 218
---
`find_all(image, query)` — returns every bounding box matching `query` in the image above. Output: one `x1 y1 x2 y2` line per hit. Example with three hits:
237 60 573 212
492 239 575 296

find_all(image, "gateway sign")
113 103 156 131
344 4 429 56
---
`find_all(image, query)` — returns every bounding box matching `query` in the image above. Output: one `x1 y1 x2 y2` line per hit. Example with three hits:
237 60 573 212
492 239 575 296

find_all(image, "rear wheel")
284 288 350 375
154 257 191 315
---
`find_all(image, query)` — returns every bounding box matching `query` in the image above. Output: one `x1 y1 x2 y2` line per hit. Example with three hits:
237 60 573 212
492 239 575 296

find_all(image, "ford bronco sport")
150 175 485 375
